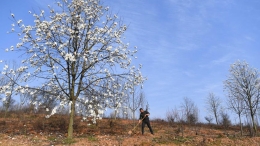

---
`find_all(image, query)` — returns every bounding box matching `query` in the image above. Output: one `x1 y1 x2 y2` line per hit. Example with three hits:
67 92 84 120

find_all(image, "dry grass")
0 112 260 145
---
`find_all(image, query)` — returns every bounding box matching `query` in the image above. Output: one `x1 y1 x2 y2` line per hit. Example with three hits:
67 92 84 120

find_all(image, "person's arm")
145 111 150 117
139 113 145 123
138 113 142 123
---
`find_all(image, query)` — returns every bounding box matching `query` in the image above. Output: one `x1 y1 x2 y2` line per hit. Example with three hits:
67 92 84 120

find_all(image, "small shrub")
187 113 197 125
220 112 231 128
0 121 6 126
48 116 67 132
152 118 165 122
32 118 46 131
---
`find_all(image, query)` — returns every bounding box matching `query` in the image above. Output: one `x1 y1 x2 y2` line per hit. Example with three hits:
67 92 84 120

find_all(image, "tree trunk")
238 114 243 136
214 112 218 125
4 105 8 118
132 93 135 120
114 110 117 120
67 99 76 139
132 110 137 128
132 110 135 120
251 112 257 136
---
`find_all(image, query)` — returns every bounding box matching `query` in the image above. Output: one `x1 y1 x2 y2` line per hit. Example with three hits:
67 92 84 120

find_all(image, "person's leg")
146 120 154 134
141 121 145 135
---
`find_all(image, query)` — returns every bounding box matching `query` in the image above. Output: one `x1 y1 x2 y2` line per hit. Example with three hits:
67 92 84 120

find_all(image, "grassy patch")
172 136 193 145
87 135 98 142
63 138 77 145
210 139 222 146
47 136 57 142
227 134 237 140
152 135 193 144
217 133 226 138
140 141 153 146
31 137 42 143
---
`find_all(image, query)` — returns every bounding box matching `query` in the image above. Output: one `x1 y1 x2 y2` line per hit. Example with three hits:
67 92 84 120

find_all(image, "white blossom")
5 91 11 97
64 53 76 61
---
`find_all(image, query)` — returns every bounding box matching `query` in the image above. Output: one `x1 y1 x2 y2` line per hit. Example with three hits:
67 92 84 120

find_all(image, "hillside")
0 113 260 146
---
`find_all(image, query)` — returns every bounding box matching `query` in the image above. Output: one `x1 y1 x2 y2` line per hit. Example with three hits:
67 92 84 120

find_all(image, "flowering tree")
2 0 145 138
104 77 128 119
0 62 24 118
224 61 260 136
0 76 16 117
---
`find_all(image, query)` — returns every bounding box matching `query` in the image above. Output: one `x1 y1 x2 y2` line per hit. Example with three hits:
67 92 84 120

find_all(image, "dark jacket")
140 111 150 121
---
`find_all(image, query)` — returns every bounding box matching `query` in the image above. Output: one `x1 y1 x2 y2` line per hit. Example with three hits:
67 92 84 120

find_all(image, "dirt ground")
0 114 260 146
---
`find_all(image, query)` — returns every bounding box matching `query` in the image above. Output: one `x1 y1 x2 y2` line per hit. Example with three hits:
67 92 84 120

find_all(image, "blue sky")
1 0 260 122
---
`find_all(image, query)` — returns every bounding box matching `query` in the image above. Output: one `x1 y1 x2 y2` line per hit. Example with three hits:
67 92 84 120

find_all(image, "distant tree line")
166 60 260 137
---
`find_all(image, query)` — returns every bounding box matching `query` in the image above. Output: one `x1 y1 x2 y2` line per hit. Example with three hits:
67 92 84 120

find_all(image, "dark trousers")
141 120 153 134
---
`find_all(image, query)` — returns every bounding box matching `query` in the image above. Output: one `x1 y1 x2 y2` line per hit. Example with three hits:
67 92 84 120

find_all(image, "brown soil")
0 113 260 146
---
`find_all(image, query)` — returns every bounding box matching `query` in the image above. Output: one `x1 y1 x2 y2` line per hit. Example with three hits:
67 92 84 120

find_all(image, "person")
139 108 154 135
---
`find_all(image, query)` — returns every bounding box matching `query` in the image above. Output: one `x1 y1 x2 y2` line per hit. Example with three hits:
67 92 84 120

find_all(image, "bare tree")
3 0 145 138
181 97 198 125
205 116 213 125
127 86 144 120
145 101 150 111
166 109 175 125
224 60 260 136
206 92 221 125
225 93 245 136
166 107 180 124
